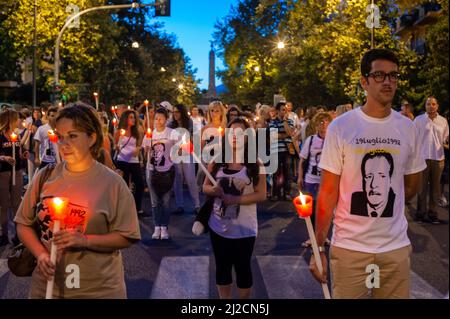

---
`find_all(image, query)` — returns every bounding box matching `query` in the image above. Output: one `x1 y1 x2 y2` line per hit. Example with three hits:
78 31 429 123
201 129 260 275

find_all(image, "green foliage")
214 0 447 110
0 0 199 105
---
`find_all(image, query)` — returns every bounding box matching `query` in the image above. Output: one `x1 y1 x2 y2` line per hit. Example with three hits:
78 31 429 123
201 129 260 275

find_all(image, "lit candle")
111 106 119 121
118 129 126 149
127 105 131 110
47 130 60 163
112 117 118 137
93 92 99 110
293 193 331 299
144 99 150 130
45 197 69 299
146 128 152 139
10 132 18 186
181 134 217 187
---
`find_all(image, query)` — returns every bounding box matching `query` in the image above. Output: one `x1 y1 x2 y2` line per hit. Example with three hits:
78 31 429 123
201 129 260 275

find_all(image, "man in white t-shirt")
310 49 426 299
34 107 59 169
413 96 449 224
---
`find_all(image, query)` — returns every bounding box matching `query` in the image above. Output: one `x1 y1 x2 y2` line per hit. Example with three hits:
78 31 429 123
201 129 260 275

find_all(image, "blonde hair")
206 100 227 128
0 109 19 133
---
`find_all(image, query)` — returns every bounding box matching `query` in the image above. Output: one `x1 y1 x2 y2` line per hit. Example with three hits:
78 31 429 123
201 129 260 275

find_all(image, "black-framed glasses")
365 71 401 83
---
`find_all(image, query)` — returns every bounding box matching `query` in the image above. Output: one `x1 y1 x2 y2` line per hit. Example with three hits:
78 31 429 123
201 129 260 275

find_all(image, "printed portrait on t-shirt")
311 151 322 176
36 196 88 242
213 176 245 219
350 150 396 218
151 142 166 168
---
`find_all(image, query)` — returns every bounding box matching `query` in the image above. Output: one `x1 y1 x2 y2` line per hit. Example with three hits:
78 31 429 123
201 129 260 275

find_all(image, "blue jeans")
303 182 319 228
146 169 172 227
174 161 200 209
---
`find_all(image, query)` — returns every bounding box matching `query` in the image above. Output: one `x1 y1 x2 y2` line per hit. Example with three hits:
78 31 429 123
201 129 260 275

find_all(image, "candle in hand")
10 132 18 186
46 197 69 299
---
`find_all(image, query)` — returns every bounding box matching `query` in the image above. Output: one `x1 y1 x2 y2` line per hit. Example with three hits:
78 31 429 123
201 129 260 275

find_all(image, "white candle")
305 216 331 299
12 143 16 186
54 143 61 163
192 149 218 187
45 219 60 299
27 159 34 183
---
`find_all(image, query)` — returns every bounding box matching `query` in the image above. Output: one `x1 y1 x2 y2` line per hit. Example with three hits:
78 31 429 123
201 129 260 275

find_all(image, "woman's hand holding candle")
46 197 69 299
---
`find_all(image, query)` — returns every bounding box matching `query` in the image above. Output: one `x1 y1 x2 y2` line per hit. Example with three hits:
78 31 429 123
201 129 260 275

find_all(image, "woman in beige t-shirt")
15 104 141 299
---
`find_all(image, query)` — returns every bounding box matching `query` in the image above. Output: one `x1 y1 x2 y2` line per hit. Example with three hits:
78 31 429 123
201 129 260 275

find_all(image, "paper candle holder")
293 193 313 218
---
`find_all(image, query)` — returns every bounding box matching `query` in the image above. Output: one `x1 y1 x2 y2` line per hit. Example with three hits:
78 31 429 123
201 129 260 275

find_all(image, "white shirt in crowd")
142 127 179 172
191 116 205 136
414 113 449 161
34 123 56 163
116 136 140 164
288 111 301 130
300 134 324 185
319 107 426 254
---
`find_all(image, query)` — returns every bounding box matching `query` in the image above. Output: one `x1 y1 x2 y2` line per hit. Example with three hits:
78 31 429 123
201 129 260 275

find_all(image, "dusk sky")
153 0 237 89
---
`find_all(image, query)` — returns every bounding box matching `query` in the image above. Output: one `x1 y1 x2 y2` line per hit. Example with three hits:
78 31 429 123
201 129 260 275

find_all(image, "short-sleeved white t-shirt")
300 134 324 184
319 107 426 254
34 123 57 163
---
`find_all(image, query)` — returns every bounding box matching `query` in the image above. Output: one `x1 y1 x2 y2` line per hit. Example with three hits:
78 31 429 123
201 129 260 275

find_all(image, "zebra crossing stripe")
150 256 210 299
256 256 324 299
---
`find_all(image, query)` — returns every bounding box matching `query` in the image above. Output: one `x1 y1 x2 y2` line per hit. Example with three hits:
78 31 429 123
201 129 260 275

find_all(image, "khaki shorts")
330 245 412 299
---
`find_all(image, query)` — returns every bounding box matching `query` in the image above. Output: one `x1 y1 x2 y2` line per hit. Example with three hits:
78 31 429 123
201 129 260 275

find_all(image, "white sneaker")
160 226 169 240
152 226 161 239
438 196 448 208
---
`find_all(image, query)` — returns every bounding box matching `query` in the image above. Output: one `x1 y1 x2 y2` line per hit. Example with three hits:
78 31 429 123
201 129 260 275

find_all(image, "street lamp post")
54 2 161 101
32 0 37 109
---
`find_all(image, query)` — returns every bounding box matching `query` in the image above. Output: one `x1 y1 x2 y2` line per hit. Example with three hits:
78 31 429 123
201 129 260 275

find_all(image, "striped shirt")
269 118 294 153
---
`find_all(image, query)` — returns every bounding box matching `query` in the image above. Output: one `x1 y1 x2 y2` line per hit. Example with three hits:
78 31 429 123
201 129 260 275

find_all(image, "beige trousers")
330 245 412 299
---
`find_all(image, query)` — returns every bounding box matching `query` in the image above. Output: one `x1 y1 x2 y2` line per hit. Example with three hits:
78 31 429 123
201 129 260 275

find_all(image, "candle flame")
120 129 126 136
144 99 149 106
299 192 306 206
146 128 152 138
51 197 69 218
112 118 117 125
10 132 18 142
111 106 115 113
218 127 223 134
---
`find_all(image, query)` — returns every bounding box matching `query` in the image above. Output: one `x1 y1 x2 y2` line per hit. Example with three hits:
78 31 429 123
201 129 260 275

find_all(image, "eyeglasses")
365 71 401 83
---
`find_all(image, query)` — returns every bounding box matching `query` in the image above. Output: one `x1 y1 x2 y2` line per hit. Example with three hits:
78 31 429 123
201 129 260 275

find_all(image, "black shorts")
209 230 256 289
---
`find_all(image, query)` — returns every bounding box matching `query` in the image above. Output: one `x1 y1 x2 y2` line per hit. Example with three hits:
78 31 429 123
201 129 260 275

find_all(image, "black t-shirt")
0 133 22 172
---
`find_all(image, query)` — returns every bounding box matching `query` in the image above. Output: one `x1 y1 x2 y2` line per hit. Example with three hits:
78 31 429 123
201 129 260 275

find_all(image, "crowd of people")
0 48 448 299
